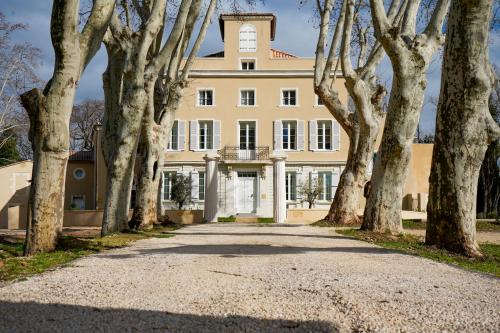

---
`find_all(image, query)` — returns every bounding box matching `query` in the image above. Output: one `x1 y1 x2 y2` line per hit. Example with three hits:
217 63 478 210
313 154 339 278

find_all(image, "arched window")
239 24 257 52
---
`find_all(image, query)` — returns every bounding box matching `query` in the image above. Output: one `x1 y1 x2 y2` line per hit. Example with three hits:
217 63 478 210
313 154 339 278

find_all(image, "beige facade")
0 161 32 229
0 13 434 229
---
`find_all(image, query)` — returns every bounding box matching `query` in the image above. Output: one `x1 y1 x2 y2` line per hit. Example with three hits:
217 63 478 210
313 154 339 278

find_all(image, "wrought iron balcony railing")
218 146 270 161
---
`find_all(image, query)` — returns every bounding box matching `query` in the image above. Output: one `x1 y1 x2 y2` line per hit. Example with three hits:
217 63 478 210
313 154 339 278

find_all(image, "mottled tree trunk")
426 0 500 257
362 73 426 234
327 114 381 224
19 0 114 254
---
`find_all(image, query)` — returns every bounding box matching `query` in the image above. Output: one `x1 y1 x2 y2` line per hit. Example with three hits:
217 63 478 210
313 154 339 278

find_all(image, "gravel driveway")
0 223 498 332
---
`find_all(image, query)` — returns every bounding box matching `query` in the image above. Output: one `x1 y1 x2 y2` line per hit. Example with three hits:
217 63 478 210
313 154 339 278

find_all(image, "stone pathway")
0 223 498 332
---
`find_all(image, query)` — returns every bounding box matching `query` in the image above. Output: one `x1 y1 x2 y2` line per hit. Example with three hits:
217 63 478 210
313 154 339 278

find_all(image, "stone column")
203 152 219 222
271 152 287 223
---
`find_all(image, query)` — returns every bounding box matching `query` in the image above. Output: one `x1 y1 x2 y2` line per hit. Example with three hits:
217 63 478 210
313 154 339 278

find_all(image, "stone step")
235 216 260 223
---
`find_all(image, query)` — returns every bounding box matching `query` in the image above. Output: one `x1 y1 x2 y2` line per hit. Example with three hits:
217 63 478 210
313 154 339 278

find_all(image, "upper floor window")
282 120 297 150
317 120 332 150
198 89 214 106
309 120 340 151
281 89 298 106
166 120 185 151
199 121 213 150
240 89 256 106
167 121 179 150
241 59 256 70
315 95 325 106
239 24 257 52
190 120 221 151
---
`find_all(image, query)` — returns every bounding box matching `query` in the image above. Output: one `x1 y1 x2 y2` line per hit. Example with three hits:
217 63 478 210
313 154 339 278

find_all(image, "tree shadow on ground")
0 301 339 333
99 243 399 259
169 232 353 241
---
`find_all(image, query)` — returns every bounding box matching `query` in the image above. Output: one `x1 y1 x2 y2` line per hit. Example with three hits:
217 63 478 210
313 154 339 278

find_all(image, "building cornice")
188 70 343 78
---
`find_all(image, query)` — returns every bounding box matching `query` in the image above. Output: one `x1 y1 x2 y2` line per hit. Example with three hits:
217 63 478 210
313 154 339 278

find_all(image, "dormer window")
241 59 256 70
239 24 257 52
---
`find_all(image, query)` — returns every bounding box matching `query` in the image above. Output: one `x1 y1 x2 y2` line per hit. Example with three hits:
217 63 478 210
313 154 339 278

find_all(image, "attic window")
239 24 257 52
241 59 255 70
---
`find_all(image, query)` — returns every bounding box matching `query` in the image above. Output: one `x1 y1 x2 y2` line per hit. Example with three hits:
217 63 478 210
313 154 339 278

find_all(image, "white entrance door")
236 172 257 213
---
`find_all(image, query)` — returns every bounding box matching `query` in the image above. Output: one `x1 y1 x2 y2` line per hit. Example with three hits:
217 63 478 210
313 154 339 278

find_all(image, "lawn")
336 228 500 277
0 226 179 282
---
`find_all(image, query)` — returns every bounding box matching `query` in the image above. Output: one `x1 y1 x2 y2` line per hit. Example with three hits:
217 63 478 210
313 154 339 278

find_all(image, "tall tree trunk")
362 70 427 234
19 0 114 254
426 0 500 257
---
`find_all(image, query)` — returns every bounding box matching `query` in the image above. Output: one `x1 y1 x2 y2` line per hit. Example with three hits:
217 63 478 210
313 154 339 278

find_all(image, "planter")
163 210 204 224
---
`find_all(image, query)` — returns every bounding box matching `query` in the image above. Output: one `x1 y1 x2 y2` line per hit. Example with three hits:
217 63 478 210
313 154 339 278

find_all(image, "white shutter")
332 170 340 197
297 120 305 151
310 170 318 184
273 120 283 151
178 120 186 151
191 171 199 200
309 120 317 151
213 120 221 150
333 120 340 151
190 120 198 151
295 171 303 201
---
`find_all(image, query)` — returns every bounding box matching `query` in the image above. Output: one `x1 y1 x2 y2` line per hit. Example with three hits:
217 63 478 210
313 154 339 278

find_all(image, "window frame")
317 120 333 151
197 88 215 107
237 120 258 150
198 120 214 150
239 23 257 52
70 195 86 210
318 171 333 201
315 95 325 107
280 88 299 107
282 120 298 151
239 88 257 107
240 58 257 70
285 171 297 202
166 120 179 151
162 171 176 202
73 168 86 180
198 171 205 201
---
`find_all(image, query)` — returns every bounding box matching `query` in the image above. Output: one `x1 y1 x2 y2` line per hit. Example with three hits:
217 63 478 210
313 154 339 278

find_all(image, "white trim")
239 57 257 70
236 119 259 148
239 23 257 53
279 88 300 107
238 87 258 107
196 88 215 107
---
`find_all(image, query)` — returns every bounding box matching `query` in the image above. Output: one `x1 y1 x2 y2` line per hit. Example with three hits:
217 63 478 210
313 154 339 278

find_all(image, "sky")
2 1 500 135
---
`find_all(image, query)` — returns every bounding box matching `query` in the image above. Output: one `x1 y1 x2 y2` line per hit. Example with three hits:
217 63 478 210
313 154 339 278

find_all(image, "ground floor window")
198 172 205 201
167 121 178 150
318 172 333 201
286 172 297 201
162 172 175 201
70 195 85 210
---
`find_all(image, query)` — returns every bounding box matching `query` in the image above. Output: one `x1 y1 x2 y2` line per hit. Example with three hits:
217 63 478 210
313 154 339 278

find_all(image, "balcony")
218 146 270 162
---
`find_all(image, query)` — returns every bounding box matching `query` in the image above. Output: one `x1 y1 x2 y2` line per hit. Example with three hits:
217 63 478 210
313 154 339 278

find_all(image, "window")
162 172 175 201
198 89 213 106
282 121 297 150
73 168 86 180
239 121 256 150
198 172 205 200
241 59 255 70
316 95 325 106
286 172 297 201
282 89 297 106
317 120 332 150
240 89 256 106
318 172 333 201
239 24 257 52
199 121 213 150
71 195 85 210
167 121 178 150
